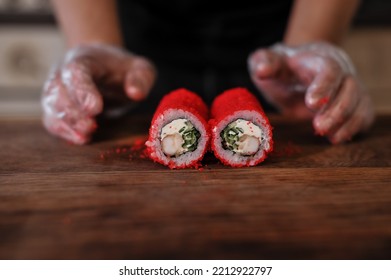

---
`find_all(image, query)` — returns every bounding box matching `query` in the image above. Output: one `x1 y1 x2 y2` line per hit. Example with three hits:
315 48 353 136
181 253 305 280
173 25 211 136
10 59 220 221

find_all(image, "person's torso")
117 0 293 112
117 0 293 70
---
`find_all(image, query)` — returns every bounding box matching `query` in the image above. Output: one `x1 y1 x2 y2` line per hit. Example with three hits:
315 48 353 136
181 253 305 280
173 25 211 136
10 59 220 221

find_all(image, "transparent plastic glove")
41 44 156 144
248 42 375 144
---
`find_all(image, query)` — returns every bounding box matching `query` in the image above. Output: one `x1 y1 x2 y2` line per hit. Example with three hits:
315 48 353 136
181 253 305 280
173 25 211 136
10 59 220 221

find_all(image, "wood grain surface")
0 114 390 260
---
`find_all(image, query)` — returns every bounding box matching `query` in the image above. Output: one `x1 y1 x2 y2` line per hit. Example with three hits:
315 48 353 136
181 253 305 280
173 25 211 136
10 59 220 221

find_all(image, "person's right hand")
41 44 156 144
248 42 375 144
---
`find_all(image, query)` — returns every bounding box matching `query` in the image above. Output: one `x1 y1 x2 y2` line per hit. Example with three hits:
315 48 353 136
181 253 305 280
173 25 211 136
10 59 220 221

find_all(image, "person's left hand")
41 44 156 145
248 42 375 144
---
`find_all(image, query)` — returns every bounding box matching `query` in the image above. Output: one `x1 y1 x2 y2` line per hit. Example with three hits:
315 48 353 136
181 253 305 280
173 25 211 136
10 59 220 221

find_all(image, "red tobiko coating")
211 88 268 123
146 88 210 169
210 87 273 167
151 88 209 123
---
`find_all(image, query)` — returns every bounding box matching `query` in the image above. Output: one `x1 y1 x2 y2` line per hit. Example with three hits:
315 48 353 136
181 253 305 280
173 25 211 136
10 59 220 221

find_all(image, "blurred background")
0 0 390 118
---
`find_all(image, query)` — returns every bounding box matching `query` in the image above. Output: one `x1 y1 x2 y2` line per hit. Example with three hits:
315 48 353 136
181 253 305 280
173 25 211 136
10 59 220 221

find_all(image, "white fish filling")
160 119 199 157
221 119 262 155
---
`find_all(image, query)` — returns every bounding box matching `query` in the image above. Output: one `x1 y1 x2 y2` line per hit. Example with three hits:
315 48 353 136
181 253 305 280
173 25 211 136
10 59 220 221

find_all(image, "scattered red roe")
271 141 302 157
130 138 148 159
98 137 148 161
195 164 206 170
98 144 217 171
319 97 329 106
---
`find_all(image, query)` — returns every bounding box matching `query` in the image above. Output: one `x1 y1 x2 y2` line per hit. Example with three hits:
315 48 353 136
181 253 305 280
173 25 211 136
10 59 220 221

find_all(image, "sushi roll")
210 88 273 167
146 88 209 169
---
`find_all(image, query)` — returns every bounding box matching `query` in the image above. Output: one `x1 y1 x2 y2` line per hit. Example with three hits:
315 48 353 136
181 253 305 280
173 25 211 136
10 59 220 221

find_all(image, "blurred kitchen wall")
0 0 390 118
0 0 64 117
344 0 391 113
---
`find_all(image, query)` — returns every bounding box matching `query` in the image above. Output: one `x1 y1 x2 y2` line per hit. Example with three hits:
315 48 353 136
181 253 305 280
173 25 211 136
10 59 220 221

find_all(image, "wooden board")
0 114 390 259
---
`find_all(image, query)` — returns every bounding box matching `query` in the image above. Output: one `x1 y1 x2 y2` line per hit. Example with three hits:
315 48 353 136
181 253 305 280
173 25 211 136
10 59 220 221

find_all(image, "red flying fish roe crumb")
271 141 302 157
98 137 148 161
130 138 149 159
319 97 329 106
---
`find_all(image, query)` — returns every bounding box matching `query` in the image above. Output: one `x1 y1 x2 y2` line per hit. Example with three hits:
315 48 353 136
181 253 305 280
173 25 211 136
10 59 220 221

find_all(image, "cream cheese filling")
160 119 200 157
221 119 263 155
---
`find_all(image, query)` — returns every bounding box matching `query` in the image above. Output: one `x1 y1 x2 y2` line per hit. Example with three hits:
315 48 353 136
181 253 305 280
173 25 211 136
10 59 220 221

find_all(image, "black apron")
117 0 293 112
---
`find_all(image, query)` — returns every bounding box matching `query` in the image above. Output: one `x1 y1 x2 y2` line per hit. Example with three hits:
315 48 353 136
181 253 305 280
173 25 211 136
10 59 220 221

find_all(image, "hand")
248 42 375 144
41 44 156 144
